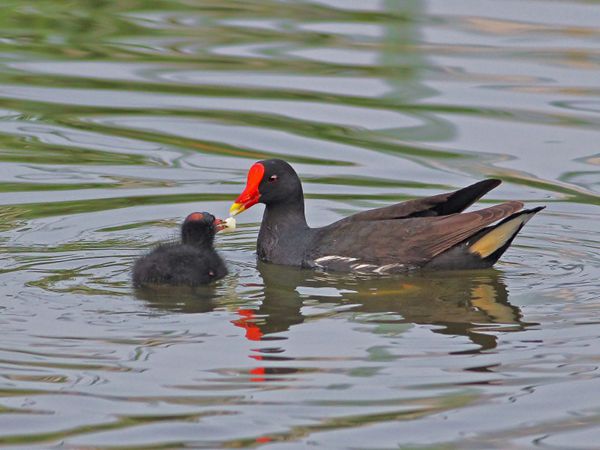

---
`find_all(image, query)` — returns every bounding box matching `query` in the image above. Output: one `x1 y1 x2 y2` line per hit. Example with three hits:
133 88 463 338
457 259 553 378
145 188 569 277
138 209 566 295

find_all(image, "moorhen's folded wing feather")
334 179 502 225
309 201 524 268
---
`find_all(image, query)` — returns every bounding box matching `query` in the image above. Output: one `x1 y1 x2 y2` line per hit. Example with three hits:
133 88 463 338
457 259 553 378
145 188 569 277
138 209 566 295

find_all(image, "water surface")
1 0 599 448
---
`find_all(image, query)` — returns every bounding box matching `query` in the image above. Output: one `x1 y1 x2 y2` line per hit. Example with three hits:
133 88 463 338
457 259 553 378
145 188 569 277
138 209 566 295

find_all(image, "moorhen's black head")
181 212 224 247
230 159 303 215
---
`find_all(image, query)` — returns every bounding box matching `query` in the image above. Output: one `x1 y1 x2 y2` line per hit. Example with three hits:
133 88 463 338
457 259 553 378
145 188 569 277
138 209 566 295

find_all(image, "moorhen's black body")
132 212 228 287
230 159 544 273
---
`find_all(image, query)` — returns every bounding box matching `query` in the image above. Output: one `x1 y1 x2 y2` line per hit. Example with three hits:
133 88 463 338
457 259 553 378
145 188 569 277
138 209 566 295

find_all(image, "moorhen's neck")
263 194 308 231
258 193 310 265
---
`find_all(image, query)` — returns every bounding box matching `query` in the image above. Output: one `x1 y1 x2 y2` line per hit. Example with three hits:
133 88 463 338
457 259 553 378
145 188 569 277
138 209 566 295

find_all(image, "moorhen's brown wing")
306 201 524 271
334 179 502 224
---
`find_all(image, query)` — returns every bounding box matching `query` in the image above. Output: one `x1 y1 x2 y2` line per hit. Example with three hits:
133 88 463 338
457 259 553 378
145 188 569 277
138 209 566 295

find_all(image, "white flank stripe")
351 264 377 271
313 257 408 274
315 255 359 263
374 263 404 274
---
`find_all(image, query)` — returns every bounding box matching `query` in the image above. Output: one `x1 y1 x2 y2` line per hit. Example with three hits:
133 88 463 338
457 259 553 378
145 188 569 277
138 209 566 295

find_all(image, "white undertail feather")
469 212 535 258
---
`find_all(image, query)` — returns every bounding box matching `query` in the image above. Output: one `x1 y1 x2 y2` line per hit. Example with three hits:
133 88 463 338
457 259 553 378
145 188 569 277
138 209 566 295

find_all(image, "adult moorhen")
230 159 544 273
133 212 228 287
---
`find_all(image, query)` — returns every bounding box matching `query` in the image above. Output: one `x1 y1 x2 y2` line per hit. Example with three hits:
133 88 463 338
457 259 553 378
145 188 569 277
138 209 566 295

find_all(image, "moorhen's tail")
425 206 545 270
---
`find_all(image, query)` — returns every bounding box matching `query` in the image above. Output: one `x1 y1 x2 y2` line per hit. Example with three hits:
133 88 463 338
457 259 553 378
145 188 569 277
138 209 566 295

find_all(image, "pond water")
1 0 599 448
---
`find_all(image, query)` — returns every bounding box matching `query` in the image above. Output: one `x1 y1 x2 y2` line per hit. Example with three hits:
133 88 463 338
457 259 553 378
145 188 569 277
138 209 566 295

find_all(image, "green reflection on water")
0 0 598 448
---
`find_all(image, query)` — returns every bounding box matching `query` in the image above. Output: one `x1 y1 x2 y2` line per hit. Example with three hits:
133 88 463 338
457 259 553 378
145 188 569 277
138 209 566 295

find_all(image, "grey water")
0 0 599 448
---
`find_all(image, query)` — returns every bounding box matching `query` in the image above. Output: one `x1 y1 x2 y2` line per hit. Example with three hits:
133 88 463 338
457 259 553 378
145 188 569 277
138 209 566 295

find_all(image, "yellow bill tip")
229 202 245 216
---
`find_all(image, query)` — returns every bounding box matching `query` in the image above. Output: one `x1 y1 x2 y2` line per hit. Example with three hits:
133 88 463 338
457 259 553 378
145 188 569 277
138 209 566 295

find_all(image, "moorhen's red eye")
268 175 278 183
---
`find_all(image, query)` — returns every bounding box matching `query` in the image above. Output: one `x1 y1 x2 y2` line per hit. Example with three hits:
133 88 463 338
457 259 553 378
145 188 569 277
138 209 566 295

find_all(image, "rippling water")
1 0 599 448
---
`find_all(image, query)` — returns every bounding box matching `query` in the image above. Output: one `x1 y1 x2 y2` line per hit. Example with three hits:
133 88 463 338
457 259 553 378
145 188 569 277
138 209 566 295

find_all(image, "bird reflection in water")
233 263 535 381
240 262 532 353
135 263 534 381
134 284 218 314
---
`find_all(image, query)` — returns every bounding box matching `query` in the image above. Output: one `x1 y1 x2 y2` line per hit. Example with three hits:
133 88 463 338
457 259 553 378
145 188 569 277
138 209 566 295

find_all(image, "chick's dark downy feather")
133 212 227 287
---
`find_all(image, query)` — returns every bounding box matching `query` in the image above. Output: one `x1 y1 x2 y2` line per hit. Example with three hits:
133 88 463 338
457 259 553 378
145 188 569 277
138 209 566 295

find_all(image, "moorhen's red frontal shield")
230 162 265 216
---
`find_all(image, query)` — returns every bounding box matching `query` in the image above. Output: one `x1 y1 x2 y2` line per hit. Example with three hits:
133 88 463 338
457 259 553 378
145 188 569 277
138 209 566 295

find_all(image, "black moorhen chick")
230 159 544 273
133 212 228 287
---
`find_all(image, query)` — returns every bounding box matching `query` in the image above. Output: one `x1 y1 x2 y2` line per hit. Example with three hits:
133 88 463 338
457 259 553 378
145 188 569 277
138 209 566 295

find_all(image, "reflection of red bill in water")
250 366 266 383
231 309 267 381
232 309 263 341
